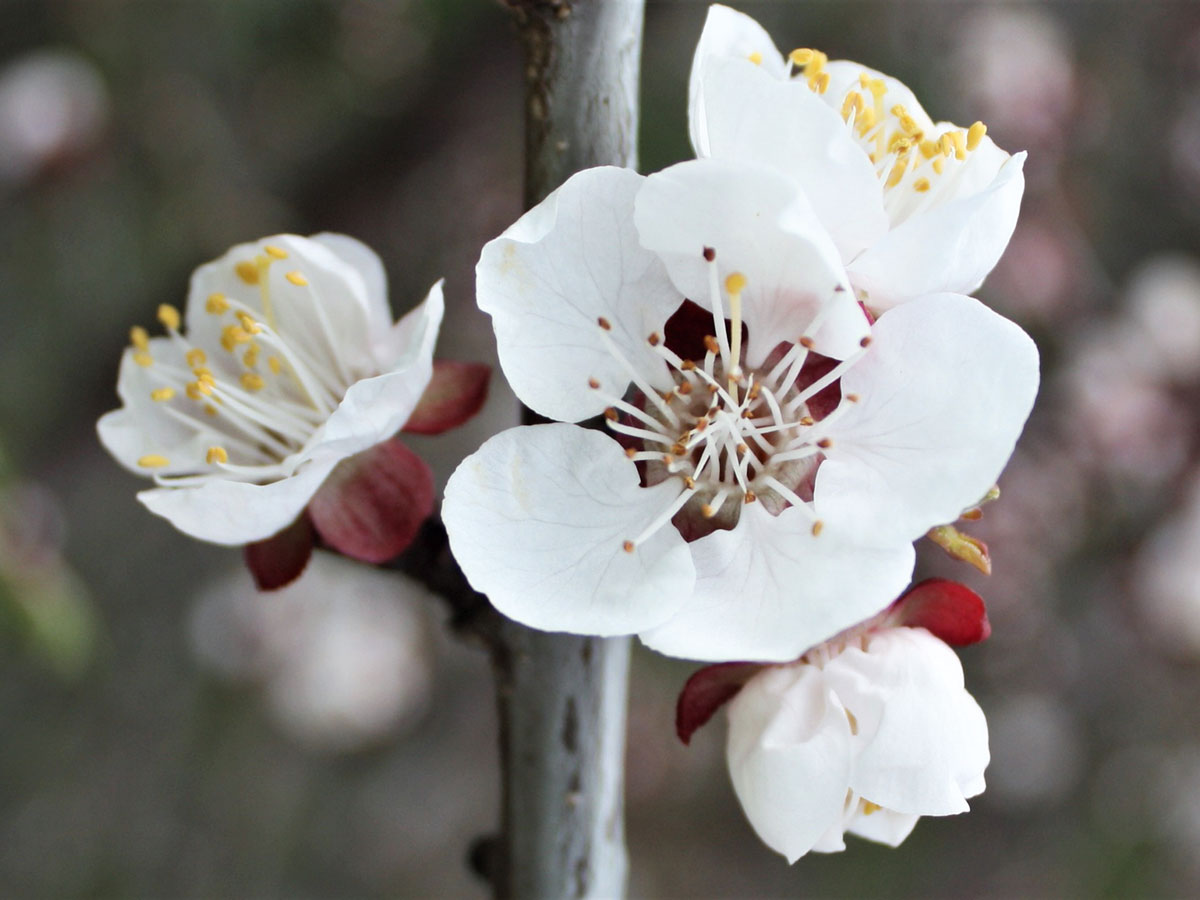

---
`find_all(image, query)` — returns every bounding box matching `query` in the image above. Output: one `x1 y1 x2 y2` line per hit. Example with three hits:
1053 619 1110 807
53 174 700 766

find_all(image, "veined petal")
639 504 914 663
441 424 695 636
310 232 393 348
301 282 442 462
824 628 989 816
633 158 866 364
372 278 446 372
137 455 340 546
694 57 889 262
688 3 789 157
476 167 679 423
816 293 1039 543
726 664 854 864
849 152 1027 310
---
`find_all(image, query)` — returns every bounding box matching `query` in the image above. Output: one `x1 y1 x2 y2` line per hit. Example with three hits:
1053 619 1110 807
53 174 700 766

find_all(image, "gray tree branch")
487 2 645 897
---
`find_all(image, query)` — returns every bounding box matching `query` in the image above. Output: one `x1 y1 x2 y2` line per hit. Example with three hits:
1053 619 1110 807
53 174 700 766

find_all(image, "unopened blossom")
442 162 1038 662
689 4 1027 312
678 580 991 862
98 233 488 582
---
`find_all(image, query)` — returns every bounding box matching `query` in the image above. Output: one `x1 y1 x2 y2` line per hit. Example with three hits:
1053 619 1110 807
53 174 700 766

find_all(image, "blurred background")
1 0 1198 896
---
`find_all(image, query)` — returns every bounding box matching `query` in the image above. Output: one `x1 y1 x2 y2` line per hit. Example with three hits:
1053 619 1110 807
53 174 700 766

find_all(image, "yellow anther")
196 371 216 387
914 177 931 193
134 351 153 367
220 324 251 352
939 133 955 157
237 312 262 334
841 91 864 121
264 244 288 260
813 71 830 93
747 51 763 65
150 387 175 402
267 356 282 374
129 326 149 351
898 114 921 137
919 139 939 159
137 455 170 468
789 48 816 66
243 344 260 368
206 292 230 314
186 383 203 401
186 348 207 368
887 132 912 154
885 156 910 189
203 403 218 416
856 107 876 135
724 272 747 295
285 270 308 286
235 260 260 285
241 372 265 392
862 801 882 816
206 446 229 465
867 78 887 101
157 304 181 331
950 130 967 160
811 521 824 537
967 120 987 151
190 379 213 397
933 157 946 174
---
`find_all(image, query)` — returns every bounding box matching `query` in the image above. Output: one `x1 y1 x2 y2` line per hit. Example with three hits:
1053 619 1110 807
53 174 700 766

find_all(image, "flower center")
785 48 991 227
590 250 871 553
128 245 354 485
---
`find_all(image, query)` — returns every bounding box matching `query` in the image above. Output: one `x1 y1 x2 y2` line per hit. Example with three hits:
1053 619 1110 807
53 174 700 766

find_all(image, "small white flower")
689 4 1027 312
442 162 1038 661
97 233 471 565
726 625 989 862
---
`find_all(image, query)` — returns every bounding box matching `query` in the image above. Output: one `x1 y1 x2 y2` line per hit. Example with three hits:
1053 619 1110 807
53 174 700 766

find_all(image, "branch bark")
488 2 644 897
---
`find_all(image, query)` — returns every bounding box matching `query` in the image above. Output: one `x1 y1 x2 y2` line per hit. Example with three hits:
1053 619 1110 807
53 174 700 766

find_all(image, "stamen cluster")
591 251 868 552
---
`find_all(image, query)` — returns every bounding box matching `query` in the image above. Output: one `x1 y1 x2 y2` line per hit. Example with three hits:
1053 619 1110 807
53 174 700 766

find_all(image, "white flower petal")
824 628 989 816
300 281 441 463
816 293 1039 542
843 804 921 848
441 423 695 636
97 340 224 476
726 664 853 864
138 455 340 546
688 3 788 157
639 504 914 663
476 167 679 422
310 231 393 345
184 234 377 373
694 57 889 262
849 152 1027 310
633 158 866 364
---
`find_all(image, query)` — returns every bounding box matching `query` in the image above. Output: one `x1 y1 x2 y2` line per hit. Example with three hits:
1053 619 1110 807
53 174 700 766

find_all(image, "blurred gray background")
3 0 1200 896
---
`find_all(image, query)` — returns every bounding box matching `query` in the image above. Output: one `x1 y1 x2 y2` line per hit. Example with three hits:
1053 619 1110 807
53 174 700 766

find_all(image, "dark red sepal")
886 577 991 646
307 439 435 564
676 661 763 745
244 514 315 591
402 360 491 435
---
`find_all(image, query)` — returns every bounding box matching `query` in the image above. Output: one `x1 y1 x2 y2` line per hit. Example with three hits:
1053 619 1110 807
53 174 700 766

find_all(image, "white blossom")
98 233 443 546
726 626 989 862
689 4 1027 312
443 162 1038 661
